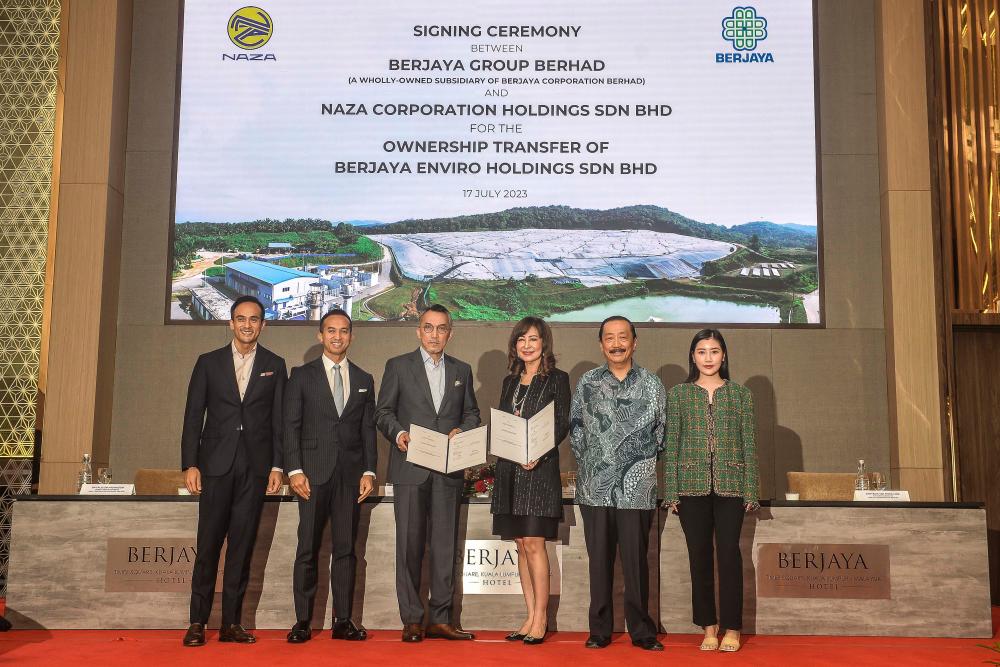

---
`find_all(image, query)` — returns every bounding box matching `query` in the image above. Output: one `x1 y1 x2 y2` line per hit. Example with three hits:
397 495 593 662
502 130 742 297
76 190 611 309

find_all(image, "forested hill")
368 205 816 249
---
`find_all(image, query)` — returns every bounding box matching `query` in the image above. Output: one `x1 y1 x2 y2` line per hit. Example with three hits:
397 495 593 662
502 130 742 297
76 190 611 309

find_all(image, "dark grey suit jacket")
283 357 377 486
375 349 481 486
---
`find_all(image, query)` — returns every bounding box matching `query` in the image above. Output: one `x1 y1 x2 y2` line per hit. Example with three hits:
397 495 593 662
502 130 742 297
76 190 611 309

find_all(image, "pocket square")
358 388 368 393
260 371 274 376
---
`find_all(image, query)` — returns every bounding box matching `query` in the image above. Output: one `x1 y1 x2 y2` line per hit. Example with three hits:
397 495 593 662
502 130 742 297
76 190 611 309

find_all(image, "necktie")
332 363 345 414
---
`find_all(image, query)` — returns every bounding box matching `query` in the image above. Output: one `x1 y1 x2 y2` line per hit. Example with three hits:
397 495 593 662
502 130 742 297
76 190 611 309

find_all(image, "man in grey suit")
284 309 377 644
375 304 481 642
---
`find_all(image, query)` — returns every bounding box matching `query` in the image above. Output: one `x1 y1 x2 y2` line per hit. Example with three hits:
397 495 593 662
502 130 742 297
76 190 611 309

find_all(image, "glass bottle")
854 459 869 491
78 453 93 492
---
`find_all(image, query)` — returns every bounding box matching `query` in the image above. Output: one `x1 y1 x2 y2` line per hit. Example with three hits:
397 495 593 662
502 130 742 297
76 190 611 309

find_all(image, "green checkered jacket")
662 380 760 506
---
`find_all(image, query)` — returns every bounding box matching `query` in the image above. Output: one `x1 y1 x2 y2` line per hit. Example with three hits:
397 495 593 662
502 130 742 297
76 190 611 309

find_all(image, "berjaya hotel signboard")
756 543 892 599
461 540 563 594
105 538 223 593
105 537 562 595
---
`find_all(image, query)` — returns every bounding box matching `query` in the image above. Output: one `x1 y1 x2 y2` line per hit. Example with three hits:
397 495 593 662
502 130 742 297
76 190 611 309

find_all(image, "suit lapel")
341 360 364 414
220 344 242 403
312 357 340 417
409 350 437 413
439 356 458 415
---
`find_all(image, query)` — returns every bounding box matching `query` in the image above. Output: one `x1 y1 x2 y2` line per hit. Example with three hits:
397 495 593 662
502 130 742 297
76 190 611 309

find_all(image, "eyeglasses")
420 324 451 334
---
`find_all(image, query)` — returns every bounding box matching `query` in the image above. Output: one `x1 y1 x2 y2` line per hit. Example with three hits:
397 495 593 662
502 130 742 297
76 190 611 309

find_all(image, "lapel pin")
260 371 274 376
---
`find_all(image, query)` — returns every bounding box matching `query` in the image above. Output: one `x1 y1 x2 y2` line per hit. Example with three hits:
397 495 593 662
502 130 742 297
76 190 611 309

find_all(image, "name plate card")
757 543 891 599
853 490 910 501
80 484 135 495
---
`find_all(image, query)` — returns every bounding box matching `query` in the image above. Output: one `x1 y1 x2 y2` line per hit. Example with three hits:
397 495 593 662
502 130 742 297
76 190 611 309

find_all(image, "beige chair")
134 468 187 495
786 472 859 501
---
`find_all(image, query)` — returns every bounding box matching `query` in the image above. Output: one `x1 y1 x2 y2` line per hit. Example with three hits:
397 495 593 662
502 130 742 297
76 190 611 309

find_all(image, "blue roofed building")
224 260 317 318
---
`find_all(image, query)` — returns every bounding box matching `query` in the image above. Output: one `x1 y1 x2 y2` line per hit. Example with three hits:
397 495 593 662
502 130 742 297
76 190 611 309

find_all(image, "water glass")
98 467 113 484
870 471 886 491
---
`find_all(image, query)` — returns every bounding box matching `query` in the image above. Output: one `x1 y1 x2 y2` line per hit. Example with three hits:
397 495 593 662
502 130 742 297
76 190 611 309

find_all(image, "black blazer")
490 369 571 518
181 344 287 477
375 349 481 486
283 357 377 486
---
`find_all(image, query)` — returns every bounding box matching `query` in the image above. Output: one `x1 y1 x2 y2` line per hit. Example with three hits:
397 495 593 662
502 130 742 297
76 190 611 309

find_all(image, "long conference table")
6 496 992 637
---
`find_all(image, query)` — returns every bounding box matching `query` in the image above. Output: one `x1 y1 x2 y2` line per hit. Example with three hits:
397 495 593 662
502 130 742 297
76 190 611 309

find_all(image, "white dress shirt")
231 341 257 400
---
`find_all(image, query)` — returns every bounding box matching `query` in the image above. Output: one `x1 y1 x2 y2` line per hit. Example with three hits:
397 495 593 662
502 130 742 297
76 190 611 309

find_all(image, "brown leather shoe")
183 623 206 647
219 623 256 644
425 623 474 640
402 623 423 643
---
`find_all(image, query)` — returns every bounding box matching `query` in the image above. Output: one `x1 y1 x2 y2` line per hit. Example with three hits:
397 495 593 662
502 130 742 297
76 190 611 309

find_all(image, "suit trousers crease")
580 505 656 641
677 493 745 630
293 467 361 623
190 441 267 626
393 474 461 625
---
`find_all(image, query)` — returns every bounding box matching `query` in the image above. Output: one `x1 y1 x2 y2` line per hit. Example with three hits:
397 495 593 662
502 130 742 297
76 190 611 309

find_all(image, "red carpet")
1 605 997 665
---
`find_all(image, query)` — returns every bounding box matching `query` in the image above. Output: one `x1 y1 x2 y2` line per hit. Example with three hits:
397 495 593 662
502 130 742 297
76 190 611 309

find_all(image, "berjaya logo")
717 6 774 63
223 6 276 61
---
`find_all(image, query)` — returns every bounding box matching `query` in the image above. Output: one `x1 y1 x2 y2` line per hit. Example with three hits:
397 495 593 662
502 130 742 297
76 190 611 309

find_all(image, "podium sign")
105 538 224 592
461 539 562 595
756 543 891 599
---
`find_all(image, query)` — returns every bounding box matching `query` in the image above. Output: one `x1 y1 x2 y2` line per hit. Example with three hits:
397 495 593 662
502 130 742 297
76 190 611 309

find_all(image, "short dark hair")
598 315 636 340
685 328 730 382
230 295 265 320
507 316 557 376
420 303 452 325
319 308 352 331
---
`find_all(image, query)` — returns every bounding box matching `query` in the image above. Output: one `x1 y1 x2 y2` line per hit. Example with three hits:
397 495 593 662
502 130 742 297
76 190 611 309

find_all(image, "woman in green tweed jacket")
663 329 759 654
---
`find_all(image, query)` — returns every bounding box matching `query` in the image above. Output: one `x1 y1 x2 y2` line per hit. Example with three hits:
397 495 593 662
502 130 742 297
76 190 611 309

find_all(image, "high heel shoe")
505 631 527 641
523 628 547 645
719 631 741 652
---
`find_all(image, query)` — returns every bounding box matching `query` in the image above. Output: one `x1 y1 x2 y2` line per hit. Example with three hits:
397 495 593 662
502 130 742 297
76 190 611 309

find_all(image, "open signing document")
406 423 488 474
489 401 556 465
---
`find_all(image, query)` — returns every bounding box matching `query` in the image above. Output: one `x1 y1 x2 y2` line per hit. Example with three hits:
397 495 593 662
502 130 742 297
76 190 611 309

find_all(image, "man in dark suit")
284 308 377 644
181 295 287 646
375 304 481 642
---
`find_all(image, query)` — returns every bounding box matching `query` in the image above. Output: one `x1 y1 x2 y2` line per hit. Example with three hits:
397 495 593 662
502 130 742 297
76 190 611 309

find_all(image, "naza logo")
716 6 774 64
224 6 277 61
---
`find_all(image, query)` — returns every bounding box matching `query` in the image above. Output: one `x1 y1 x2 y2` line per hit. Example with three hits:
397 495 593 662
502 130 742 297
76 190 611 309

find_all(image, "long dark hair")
685 328 730 382
507 316 557 376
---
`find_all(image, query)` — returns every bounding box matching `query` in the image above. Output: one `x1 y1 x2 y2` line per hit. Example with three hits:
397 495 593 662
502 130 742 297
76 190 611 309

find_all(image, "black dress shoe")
287 621 312 643
218 624 256 644
402 623 423 643
523 630 547 645
505 631 527 641
632 637 664 651
425 623 475 640
332 619 368 641
585 635 611 648
183 623 206 647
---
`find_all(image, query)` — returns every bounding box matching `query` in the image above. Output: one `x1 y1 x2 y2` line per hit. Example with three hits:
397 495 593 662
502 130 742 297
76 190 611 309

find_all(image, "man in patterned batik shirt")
570 315 665 652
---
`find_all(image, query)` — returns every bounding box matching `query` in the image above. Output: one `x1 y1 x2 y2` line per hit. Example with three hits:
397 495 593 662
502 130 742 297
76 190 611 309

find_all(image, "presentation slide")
170 1 819 324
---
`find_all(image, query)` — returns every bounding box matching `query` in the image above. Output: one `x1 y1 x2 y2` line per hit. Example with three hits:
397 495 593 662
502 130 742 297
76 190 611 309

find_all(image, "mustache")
609 347 627 354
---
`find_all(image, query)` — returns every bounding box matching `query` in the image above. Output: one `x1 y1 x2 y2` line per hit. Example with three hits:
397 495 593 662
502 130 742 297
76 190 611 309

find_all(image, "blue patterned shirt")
570 363 666 510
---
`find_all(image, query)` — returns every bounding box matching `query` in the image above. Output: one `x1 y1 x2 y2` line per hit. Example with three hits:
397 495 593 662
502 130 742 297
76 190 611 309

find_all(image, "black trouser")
393 474 462 625
579 505 657 641
190 441 267 626
677 493 746 630
292 466 361 623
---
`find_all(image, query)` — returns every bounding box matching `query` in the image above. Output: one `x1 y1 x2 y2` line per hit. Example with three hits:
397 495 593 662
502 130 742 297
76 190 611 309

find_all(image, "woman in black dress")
491 316 571 645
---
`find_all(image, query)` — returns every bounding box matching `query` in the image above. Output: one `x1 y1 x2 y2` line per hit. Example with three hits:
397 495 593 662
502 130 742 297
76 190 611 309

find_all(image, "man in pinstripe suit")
284 308 377 643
